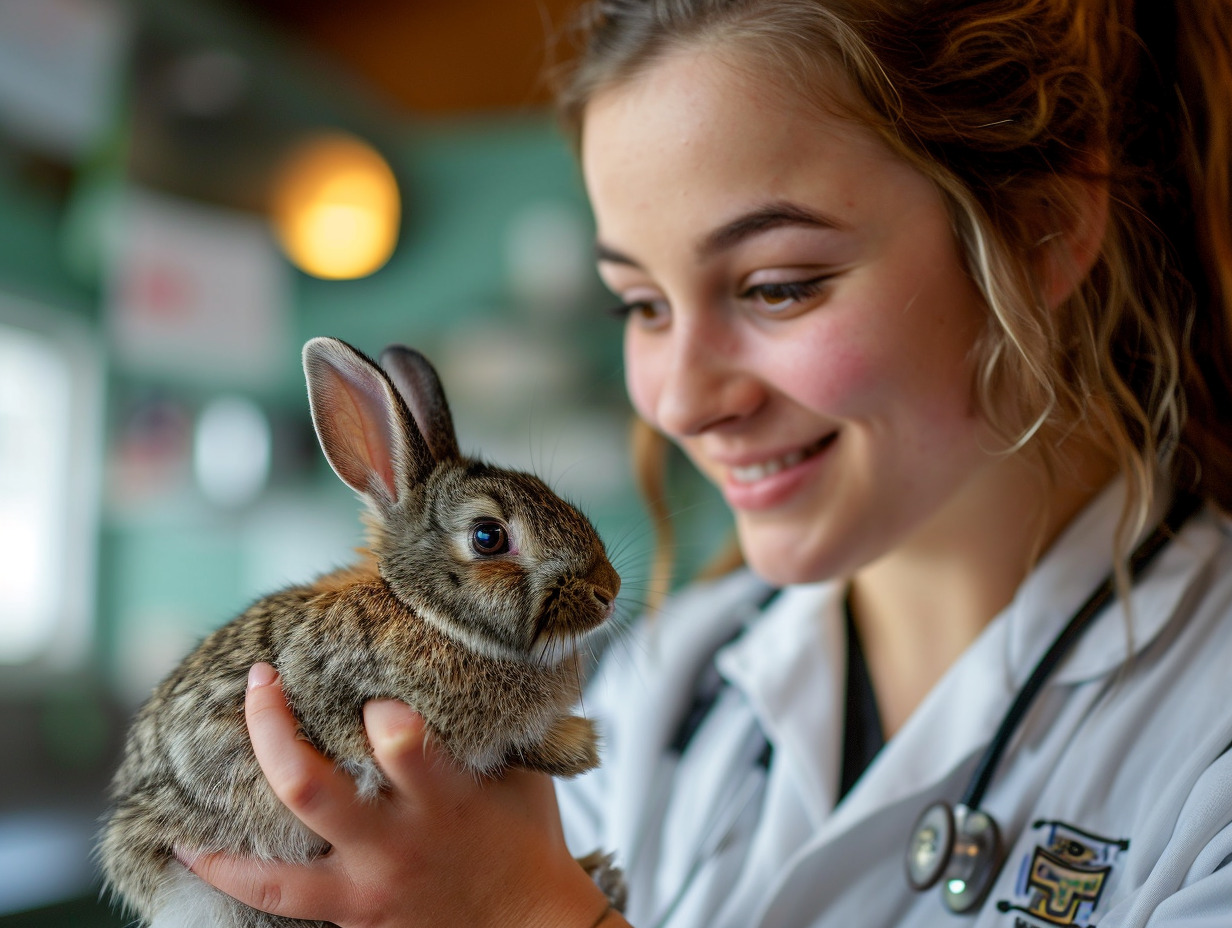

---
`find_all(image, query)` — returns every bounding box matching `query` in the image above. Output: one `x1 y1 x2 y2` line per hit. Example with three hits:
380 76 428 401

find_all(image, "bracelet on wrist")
586 903 615 928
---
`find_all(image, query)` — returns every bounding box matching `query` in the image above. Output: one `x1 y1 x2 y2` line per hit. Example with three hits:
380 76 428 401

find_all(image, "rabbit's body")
102 560 600 925
100 339 622 928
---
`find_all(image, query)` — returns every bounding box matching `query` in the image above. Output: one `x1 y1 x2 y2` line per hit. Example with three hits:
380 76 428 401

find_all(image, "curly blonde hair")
556 0 1232 590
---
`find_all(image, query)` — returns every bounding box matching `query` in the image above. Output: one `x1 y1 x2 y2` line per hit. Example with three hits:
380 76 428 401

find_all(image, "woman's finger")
181 848 341 924
244 663 365 843
362 698 462 798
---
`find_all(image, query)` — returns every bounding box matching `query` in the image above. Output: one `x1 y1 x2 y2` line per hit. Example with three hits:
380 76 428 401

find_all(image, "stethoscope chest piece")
906 801 1002 914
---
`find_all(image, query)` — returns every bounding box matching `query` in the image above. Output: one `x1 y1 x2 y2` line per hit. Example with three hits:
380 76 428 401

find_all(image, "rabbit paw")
576 849 627 913
517 715 600 777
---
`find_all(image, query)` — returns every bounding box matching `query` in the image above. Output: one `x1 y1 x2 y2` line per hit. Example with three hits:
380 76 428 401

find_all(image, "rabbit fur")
98 337 624 928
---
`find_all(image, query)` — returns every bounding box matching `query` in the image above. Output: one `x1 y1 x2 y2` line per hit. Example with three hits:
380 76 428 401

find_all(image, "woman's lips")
720 432 838 509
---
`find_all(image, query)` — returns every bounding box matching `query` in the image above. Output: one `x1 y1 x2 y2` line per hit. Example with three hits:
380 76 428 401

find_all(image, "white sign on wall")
106 188 291 388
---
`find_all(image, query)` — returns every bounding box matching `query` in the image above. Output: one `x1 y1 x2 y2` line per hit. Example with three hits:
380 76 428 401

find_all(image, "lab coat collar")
722 575 1024 838
1004 478 1222 686
716 582 847 826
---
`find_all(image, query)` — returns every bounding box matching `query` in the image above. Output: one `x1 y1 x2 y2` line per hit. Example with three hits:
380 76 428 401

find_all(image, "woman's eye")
741 275 832 313
470 520 510 555
607 298 670 329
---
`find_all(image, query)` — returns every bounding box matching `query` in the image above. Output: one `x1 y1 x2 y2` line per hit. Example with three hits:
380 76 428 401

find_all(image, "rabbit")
98 336 626 928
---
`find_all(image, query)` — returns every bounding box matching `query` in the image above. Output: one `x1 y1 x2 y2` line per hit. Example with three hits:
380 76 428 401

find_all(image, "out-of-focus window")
0 299 102 668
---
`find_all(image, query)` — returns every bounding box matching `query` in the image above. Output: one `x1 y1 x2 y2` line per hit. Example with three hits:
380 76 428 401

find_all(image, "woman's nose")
652 316 764 437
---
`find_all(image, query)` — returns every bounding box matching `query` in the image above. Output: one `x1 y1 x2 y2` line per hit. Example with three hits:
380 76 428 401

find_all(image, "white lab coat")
558 483 1232 927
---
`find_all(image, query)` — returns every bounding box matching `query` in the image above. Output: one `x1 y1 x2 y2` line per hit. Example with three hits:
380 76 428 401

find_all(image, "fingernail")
173 846 199 870
248 662 278 691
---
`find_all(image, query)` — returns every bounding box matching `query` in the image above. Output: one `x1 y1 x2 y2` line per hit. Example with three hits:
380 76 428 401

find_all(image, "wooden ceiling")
232 0 588 115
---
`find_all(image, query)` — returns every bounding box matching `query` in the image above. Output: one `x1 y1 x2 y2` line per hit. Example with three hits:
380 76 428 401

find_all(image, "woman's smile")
727 433 838 485
716 432 840 513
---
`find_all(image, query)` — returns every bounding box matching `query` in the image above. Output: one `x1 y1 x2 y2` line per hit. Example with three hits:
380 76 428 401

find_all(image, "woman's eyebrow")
595 241 638 266
699 201 847 258
594 200 847 269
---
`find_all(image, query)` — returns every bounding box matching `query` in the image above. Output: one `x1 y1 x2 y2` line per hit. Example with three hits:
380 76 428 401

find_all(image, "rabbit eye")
470 520 510 555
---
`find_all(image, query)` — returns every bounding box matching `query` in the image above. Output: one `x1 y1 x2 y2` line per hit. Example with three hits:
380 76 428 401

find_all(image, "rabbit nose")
589 561 622 611
591 589 618 622
590 589 617 623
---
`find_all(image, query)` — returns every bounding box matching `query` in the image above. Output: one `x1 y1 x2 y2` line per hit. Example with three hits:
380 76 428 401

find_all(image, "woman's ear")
1038 165 1110 309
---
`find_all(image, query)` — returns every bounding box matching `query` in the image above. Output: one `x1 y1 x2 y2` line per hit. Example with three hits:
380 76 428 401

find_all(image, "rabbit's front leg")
576 849 628 913
517 714 600 777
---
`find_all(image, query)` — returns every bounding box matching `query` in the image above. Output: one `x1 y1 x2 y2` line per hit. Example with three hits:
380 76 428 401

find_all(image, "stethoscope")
904 490 1201 913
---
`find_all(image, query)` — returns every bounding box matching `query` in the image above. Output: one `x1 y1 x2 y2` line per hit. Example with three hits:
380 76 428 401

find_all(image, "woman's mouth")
716 432 837 511
729 433 837 485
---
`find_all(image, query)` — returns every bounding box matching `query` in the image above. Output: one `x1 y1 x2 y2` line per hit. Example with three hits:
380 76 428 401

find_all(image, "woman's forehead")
579 48 913 244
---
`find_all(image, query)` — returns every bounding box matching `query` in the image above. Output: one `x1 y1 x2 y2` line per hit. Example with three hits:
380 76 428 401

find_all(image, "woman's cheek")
623 334 662 427
765 332 880 416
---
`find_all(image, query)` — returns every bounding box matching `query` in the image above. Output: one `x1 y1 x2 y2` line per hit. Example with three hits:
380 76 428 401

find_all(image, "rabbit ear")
379 345 461 463
303 337 437 512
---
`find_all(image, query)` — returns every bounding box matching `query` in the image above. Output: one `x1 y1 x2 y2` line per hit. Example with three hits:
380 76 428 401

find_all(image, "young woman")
187 1 1232 925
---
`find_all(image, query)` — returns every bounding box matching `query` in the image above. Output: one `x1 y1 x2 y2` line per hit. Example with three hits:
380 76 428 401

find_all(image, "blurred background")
0 0 729 924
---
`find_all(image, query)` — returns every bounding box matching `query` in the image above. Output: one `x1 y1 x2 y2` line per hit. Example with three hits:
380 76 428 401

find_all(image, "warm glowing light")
271 132 400 280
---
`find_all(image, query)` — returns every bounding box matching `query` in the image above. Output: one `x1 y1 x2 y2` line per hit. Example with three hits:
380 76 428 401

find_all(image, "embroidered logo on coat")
995 820 1130 926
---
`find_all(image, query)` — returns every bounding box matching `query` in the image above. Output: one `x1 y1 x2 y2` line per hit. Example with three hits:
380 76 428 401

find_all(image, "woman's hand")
184 663 618 928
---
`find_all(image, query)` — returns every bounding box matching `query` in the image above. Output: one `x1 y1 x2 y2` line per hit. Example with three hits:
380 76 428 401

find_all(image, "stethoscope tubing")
905 489 1204 913
959 490 1202 809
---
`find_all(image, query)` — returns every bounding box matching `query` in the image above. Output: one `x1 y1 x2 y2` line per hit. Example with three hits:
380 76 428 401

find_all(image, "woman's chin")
738 533 837 588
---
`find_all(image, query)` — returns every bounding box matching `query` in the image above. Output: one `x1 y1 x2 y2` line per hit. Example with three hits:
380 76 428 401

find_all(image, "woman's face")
582 48 1012 586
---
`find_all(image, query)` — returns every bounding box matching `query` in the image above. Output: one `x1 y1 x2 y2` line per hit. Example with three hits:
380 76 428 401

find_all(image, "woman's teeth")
729 436 832 484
